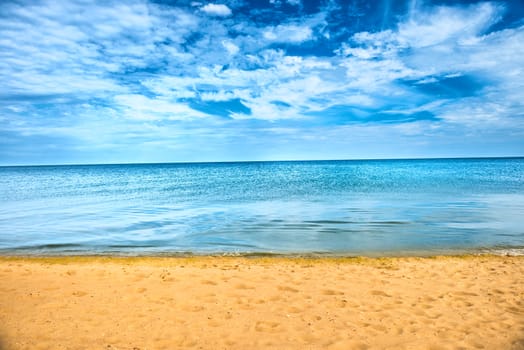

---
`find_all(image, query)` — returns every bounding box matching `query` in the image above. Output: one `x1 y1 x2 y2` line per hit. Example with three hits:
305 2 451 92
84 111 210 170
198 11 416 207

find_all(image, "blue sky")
1 0 523 164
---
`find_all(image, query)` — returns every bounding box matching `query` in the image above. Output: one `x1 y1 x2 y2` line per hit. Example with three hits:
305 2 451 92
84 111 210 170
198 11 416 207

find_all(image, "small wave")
106 244 158 248
7 243 85 250
369 221 410 225
482 248 524 256
304 220 356 225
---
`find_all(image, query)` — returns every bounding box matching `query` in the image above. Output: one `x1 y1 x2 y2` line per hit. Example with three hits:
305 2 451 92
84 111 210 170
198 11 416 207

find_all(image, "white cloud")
222 40 239 55
200 4 232 17
263 24 313 43
398 2 503 48
0 0 200 98
345 3 503 58
200 90 238 102
114 94 210 120
331 1 524 131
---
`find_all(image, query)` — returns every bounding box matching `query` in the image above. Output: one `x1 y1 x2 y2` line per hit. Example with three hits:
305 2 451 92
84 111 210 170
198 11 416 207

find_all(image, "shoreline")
1 251 523 260
1 245 523 259
1 255 523 349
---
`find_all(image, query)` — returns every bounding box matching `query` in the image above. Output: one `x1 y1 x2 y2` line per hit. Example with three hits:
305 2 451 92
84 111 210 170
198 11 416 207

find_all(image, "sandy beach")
0 255 523 349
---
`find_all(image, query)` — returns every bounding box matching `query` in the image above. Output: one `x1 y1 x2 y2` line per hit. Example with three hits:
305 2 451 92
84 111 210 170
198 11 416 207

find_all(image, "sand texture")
0 255 523 349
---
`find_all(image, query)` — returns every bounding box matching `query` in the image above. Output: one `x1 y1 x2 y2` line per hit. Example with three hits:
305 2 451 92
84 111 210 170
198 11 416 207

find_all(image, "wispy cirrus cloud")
0 0 523 164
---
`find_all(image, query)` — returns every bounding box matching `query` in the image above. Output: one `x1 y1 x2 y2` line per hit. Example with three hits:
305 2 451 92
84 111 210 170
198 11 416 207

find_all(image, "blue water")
0 158 523 256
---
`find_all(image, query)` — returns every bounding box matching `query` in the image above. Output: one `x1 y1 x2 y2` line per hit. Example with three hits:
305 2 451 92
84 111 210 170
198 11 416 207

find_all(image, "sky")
1 0 523 165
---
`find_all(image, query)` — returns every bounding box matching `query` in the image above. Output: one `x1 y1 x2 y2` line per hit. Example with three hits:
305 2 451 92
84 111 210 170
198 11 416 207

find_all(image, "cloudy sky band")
0 0 523 164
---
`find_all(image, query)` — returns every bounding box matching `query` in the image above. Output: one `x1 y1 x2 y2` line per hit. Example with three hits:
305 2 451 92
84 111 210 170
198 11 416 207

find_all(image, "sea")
0 158 523 256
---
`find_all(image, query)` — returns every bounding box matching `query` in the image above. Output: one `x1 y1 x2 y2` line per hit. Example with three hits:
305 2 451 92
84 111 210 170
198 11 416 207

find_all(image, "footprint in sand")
183 305 205 312
278 285 299 293
269 295 283 302
322 289 344 296
455 291 479 297
287 305 302 313
235 283 255 290
422 296 436 302
254 321 281 333
201 280 218 285
336 300 348 308
370 290 391 297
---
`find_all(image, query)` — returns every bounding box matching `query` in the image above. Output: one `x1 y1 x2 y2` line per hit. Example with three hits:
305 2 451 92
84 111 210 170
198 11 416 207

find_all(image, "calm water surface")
0 158 523 256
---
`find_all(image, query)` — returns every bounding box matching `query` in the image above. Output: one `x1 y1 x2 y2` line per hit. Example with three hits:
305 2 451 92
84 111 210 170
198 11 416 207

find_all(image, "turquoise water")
0 158 523 256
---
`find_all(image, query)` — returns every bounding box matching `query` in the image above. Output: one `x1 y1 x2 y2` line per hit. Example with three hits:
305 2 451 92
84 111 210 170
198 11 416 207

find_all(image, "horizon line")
1 155 523 168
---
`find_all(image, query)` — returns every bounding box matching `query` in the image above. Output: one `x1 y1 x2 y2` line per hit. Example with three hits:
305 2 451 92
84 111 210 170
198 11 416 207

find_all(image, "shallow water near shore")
1 158 523 256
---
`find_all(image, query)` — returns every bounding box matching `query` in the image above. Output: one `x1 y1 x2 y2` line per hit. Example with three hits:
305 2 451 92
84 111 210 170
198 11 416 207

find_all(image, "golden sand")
0 255 523 349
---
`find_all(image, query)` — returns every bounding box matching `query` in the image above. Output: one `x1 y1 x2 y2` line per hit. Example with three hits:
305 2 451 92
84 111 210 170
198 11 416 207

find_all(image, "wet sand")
0 255 523 349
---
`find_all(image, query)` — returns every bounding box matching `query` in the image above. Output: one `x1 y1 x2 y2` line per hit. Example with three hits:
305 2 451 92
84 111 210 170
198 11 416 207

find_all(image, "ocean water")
0 158 523 256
